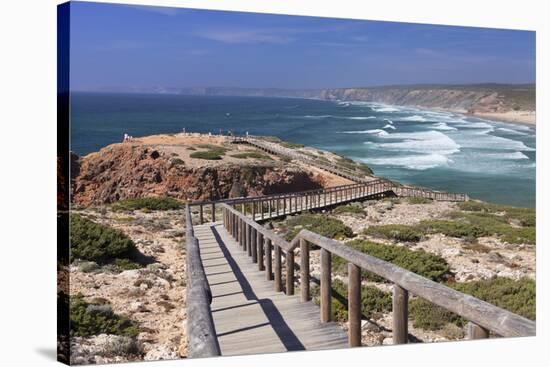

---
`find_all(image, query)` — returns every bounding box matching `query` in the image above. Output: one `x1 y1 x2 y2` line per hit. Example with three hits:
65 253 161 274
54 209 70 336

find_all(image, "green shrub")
280 141 304 149
458 201 535 227
333 240 450 282
311 279 392 321
409 277 535 330
283 213 353 241
407 197 433 204
335 157 373 175
190 150 223 160
421 211 535 245
364 224 424 242
112 197 183 211
170 158 185 166
70 294 139 337
333 204 365 215
70 214 138 265
231 151 273 160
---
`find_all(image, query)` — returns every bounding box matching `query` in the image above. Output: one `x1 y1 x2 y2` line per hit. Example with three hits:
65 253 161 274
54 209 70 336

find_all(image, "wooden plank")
466 322 489 339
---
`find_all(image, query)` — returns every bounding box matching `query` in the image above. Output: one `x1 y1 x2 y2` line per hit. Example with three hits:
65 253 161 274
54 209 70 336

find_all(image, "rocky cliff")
71 144 323 205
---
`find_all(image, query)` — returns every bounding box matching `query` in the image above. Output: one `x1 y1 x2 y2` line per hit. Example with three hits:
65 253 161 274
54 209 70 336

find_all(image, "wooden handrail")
221 204 535 347
185 205 221 358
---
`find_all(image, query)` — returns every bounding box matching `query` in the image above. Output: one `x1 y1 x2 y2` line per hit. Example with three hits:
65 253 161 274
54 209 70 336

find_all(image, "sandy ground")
471 111 536 126
70 207 188 363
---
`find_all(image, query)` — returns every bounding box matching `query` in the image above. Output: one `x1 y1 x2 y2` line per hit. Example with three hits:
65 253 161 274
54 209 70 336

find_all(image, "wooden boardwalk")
194 222 349 356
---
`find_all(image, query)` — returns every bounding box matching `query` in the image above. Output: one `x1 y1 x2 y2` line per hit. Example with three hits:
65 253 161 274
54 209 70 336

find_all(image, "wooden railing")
189 179 466 224
221 204 535 346
189 180 395 224
185 205 221 358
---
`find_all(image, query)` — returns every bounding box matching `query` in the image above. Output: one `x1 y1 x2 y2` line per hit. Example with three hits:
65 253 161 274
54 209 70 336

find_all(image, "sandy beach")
470 110 536 126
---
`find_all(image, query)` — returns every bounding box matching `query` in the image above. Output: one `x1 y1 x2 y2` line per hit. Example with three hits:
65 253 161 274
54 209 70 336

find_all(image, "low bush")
333 240 450 282
364 224 424 242
335 157 373 175
170 158 185 166
70 214 138 266
280 141 304 149
311 279 392 321
458 201 535 227
407 197 433 204
111 197 183 211
70 294 139 337
231 151 273 160
190 150 224 160
420 211 535 245
409 277 535 330
332 204 365 215
283 213 353 241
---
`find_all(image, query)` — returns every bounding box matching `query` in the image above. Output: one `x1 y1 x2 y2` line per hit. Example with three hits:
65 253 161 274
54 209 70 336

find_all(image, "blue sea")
71 92 536 208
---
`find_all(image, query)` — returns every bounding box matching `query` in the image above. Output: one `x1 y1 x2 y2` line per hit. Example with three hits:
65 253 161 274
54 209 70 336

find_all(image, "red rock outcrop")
71 144 323 205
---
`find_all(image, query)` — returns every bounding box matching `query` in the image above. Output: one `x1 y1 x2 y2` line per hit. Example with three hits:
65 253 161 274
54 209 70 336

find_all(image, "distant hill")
91 83 536 114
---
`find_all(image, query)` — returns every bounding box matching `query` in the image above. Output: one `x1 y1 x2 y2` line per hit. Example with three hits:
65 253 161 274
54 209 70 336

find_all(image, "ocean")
71 92 536 208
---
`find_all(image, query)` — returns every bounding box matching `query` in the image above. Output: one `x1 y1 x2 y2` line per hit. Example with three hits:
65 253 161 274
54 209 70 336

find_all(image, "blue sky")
69 1 536 90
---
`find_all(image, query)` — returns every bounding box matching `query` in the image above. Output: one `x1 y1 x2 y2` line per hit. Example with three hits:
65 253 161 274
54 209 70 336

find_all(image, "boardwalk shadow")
210 225 306 351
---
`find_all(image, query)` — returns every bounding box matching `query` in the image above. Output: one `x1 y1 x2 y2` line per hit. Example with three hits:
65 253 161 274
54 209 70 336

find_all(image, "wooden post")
251 228 257 263
466 322 489 339
265 238 273 280
283 196 287 214
286 251 295 295
274 245 282 291
268 200 272 218
261 200 265 220
320 248 331 322
257 232 264 271
251 201 255 220
247 225 252 256
300 239 310 302
392 285 409 344
236 217 240 245
276 198 280 216
348 263 361 347
241 203 245 214
211 203 215 222
199 205 204 224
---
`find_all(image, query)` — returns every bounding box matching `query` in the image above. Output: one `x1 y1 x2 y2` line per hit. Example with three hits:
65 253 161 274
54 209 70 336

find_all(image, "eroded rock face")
71 145 322 205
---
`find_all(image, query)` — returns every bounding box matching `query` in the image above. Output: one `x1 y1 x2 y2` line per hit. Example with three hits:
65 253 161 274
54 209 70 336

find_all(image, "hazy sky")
69 1 536 90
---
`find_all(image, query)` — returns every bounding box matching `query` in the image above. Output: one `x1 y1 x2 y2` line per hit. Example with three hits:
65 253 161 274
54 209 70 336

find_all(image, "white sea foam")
496 127 529 136
383 124 396 130
368 130 461 156
363 153 450 170
300 115 376 120
372 106 400 113
341 129 389 135
483 152 530 160
455 132 535 152
454 121 494 129
432 122 457 131
399 115 428 122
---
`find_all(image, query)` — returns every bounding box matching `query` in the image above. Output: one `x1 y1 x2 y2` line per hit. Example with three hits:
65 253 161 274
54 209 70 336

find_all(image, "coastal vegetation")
364 206 535 245
190 144 229 160
280 141 305 149
111 197 184 212
332 240 451 282
332 203 365 216
364 224 424 242
282 213 353 241
231 151 273 160
70 294 140 338
69 214 141 270
409 277 535 330
311 279 392 321
335 156 373 175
